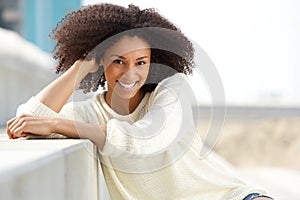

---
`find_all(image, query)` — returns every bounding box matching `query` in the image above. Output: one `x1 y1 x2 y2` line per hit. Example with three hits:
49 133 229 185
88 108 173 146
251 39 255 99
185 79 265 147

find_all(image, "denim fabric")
243 193 273 200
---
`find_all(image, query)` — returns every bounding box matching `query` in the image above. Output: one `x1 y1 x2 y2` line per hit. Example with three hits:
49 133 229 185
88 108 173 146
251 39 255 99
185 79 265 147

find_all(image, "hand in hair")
74 58 100 74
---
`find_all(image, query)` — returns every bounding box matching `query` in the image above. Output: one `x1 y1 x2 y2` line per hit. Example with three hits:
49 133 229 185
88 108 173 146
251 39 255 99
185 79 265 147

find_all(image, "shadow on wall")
0 28 56 126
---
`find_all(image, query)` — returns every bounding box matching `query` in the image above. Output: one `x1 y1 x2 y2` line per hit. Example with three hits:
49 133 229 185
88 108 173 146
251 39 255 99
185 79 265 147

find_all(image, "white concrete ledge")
0 135 99 200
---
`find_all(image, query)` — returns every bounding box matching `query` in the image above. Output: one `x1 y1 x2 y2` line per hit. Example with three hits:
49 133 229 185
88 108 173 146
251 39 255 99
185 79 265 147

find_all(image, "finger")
13 117 40 136
6 117 17 134
10 116 33 137
15 131 30 139
13 123 30 136
21 132 29 137
6 121 13 139
6 116 21 139
12 118 34 137
9 118 25 136
8 114 28 133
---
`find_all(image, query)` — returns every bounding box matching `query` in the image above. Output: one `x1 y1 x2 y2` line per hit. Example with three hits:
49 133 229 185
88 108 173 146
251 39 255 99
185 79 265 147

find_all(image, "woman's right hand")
73 58 100 75
6 114 54 139
34 57 100 113
6 113 107 150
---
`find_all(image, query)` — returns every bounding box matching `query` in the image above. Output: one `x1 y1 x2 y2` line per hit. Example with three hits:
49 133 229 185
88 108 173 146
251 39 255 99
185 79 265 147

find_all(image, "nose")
122 62 137 79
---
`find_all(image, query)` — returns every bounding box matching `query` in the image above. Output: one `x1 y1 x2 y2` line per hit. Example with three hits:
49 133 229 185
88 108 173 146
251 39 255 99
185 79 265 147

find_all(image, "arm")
35 59 98 112
6 59 108 148
6 114 107 150
8 73 191 154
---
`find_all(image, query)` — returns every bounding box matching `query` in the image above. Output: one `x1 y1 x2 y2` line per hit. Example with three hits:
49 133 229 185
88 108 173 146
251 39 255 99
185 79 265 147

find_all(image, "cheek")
104 69 116 87
141 65 150 78
104 65 121 80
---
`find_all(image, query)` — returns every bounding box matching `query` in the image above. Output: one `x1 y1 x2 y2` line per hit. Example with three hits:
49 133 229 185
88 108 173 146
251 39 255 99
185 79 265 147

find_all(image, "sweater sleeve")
100 73 197 157
16 97 59 118
16 96 91 121
16 97 88 139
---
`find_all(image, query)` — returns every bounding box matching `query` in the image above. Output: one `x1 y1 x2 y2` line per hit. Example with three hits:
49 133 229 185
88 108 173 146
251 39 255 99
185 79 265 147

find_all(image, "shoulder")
159 73 189 86
61 94 100 115
152 73 191 97
60 93 108 123
147 73 192 105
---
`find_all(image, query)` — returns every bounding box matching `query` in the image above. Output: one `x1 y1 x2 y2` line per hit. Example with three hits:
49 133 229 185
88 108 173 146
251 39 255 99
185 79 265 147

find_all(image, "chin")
117 90 139 100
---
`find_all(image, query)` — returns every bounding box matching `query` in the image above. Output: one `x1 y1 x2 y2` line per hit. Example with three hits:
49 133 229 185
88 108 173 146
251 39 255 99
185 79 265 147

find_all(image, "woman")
6 3 272 200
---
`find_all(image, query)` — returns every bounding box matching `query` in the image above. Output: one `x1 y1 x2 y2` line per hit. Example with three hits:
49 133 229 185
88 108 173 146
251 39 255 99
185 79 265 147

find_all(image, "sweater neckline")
98 92 150 120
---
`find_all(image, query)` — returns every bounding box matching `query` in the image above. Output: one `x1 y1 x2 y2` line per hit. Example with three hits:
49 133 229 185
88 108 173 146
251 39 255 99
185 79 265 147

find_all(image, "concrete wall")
0 28 56 126
0 137 110 200
0 65 55 126
0 28 93 126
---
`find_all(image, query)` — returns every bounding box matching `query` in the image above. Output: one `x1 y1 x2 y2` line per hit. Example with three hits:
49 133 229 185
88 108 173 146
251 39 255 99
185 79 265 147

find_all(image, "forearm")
35 60 91 113
52 118 107 150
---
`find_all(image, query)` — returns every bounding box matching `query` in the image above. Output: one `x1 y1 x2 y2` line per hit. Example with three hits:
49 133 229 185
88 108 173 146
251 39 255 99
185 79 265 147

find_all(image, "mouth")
117 80 139 90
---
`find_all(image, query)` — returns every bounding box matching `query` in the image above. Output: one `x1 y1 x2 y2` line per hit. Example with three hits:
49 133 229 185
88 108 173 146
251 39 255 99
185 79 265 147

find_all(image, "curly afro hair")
51 3 194 93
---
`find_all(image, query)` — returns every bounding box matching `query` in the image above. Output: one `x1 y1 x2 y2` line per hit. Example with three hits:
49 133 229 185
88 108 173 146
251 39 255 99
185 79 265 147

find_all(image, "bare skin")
6 36 151 151
102 36 150 115
5 36 272 200
6 58 107 147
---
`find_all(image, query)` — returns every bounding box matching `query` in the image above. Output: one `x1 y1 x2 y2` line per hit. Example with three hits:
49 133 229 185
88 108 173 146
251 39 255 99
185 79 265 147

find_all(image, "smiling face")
101 36 151 106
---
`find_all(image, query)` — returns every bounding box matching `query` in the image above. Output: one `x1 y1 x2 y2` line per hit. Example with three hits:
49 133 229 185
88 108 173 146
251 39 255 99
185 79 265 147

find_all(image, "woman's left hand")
6 114 54 139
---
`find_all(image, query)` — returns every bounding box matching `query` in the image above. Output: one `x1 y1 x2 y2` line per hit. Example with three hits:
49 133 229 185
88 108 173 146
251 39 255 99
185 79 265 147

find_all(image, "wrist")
70 60 90 82
50 118 60 133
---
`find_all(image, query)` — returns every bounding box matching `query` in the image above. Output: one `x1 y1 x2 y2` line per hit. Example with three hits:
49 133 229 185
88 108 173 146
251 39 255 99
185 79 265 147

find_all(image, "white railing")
0 134 109 200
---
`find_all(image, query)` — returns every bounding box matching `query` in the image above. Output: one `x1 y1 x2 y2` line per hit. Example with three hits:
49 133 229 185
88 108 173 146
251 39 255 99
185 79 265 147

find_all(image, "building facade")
0 0 81 53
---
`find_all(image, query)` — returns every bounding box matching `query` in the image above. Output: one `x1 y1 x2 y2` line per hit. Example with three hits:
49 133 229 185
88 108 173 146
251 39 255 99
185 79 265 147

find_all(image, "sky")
81 0 300 105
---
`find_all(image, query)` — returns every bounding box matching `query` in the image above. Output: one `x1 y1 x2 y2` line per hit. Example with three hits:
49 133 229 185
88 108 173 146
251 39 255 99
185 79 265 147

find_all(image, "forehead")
104 36 150 57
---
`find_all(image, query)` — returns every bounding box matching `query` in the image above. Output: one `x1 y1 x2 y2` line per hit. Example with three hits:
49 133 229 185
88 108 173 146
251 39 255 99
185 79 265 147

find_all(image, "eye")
137 61 146 66
113 59 124 64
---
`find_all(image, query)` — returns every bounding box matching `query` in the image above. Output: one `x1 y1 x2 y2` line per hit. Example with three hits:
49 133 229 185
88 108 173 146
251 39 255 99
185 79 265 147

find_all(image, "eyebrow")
110 55 149 60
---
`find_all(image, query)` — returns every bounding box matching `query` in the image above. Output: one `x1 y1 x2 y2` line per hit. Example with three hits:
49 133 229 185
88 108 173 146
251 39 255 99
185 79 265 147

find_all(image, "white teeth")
118 81 137 89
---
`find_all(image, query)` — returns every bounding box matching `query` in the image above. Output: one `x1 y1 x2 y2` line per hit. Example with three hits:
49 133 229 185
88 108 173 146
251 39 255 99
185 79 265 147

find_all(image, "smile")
117 81 138 89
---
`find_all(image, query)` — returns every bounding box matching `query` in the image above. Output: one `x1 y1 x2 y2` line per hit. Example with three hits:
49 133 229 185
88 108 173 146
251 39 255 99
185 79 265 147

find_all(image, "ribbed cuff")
17 97 58 118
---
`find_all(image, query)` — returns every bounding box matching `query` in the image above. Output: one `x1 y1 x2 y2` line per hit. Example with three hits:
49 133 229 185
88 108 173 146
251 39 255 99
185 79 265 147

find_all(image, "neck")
105 90 145 115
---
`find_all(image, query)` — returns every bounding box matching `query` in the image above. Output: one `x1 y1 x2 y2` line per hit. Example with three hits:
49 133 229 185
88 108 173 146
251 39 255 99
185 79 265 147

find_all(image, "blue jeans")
243 193 273 200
